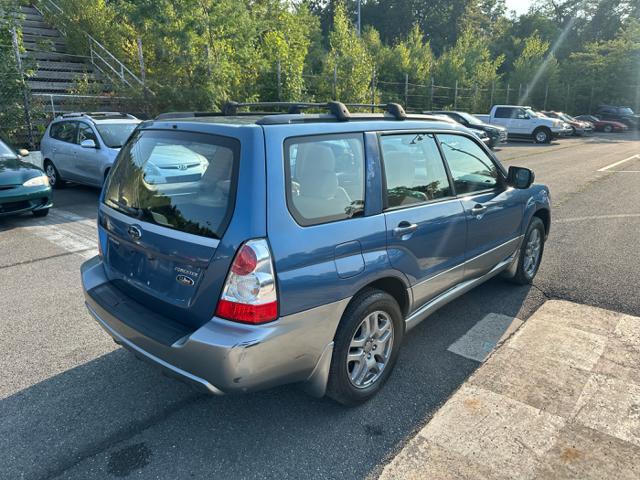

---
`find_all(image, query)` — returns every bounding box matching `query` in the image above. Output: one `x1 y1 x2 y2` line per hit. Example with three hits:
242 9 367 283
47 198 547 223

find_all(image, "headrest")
296 143 339 199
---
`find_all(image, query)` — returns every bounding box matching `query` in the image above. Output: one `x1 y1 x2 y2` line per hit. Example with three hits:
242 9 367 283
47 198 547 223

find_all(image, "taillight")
215 239 278 324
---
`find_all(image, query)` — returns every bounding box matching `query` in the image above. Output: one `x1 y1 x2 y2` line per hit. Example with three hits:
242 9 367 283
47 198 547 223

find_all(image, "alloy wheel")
346 310 394 389
45 164 56 186
523 228 542 278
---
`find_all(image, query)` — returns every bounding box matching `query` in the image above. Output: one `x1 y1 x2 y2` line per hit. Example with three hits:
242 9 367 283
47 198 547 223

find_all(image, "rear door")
436 133 523 279
100 127 247 329
49 121 78 179
381 132 467 307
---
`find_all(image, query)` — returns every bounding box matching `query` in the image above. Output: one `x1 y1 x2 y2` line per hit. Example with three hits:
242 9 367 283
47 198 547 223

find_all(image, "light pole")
357 0 361 36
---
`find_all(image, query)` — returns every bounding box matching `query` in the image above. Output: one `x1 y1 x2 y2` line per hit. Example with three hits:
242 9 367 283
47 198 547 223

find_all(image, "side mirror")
18 148 29 157
507 166 535 189
80 139 97 149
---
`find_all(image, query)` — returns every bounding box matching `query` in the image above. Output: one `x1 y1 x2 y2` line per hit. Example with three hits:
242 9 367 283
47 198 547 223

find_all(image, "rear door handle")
471 204 488 216
393 221 418 237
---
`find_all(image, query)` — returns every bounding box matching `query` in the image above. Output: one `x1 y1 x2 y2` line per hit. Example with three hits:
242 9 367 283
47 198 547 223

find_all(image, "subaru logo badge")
176 274 195 286
127 224 142 241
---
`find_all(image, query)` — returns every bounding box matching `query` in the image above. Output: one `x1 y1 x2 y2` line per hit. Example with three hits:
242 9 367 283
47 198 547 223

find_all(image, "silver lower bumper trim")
87 302 226 395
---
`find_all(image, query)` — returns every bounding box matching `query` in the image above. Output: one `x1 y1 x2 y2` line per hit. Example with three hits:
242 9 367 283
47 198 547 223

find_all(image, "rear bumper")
81 256 347 395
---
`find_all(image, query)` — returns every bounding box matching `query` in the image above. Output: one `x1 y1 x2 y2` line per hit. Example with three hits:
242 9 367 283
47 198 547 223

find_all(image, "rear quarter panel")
263 123 413 318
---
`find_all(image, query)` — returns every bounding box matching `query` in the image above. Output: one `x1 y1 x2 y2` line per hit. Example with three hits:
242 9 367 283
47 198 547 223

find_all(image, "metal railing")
33 93 131 117
36 0 146 90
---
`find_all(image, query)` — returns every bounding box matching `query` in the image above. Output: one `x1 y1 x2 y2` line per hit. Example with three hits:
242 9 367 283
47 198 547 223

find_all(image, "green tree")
510 33 559 106
323 2 373 103
258 3 318 101
562 20 640 113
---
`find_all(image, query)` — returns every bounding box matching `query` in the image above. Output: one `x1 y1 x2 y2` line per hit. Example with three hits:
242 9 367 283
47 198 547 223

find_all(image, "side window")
514 108 528 119
49 123 62 139
285 134 365 226
380 133 452 208
50 122 77 143
77 123 98 145
494 108 511 119
437 134 499 195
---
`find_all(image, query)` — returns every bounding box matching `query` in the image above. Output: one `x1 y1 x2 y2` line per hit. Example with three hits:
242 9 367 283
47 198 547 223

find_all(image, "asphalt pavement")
0 132 638 479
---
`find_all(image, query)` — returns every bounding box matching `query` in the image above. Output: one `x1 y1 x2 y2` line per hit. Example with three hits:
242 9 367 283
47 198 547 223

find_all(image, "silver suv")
40 112 141 188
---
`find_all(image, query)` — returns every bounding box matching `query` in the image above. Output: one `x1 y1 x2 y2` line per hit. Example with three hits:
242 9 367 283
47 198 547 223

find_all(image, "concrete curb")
379 300 640 479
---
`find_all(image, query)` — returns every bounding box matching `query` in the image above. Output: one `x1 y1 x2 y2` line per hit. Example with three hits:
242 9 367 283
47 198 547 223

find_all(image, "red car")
575 115 628 133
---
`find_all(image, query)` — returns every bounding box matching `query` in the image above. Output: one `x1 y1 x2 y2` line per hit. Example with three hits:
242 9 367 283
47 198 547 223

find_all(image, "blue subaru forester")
81 102 550 405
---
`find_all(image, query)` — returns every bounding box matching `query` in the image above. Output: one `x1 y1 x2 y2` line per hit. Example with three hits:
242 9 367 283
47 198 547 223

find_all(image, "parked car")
81 102 550 405
428 113 492 147
541 111 593 136
40 112 141 189
470 127 493 147
427 110 508 148
595 105 640 129
575 114 629 133
0 138 52 218
477 105 572 143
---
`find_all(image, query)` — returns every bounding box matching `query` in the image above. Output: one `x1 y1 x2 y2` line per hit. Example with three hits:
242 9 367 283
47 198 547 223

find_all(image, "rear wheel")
533 127 551 144
603 124 613 133
326 289 404 406
44 160 65 189
510 217 545 285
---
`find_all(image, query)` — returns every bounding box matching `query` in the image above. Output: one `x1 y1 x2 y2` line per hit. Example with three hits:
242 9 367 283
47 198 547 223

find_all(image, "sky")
504 0 533 15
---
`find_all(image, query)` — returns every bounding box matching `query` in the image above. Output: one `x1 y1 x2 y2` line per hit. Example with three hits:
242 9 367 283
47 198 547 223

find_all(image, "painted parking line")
597 154 640 172
21 209 98 259
447 313 523 362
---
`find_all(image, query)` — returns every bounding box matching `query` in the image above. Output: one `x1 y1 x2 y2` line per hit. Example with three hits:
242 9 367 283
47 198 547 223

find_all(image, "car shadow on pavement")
1 280 545 480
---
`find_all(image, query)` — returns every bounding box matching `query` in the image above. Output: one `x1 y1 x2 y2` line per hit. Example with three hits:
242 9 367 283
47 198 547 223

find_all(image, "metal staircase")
17 2 144 116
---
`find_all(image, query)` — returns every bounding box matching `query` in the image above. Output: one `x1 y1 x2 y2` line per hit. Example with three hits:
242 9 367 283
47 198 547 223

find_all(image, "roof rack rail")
342 103 407 120
60 112 137 120
153 101 441 124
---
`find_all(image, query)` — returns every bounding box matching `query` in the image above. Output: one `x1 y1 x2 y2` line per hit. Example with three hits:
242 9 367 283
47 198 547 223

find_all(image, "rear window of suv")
104 129 239 239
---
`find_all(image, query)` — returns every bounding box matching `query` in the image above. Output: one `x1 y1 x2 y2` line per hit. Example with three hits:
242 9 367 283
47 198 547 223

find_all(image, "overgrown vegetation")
4 0 640 120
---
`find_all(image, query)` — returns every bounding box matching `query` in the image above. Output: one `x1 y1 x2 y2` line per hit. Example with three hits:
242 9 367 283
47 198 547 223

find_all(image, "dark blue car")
81 102 550 405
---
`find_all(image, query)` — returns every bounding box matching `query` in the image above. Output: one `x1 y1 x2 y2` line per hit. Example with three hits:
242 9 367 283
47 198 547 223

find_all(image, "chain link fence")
3 44 639 149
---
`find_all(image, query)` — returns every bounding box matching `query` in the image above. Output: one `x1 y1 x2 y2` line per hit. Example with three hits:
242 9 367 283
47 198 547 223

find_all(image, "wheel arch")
347 275 411 319
533 208 550 239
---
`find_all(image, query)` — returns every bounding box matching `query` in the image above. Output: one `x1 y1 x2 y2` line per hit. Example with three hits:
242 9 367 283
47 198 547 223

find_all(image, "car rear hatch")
97 127 243 332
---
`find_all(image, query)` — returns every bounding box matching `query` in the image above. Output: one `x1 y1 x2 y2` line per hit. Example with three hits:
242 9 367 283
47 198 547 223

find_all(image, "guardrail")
36 0 148 91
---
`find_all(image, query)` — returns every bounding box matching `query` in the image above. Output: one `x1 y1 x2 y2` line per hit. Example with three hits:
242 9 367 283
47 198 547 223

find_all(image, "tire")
33 208 49 218
603 124 613 133
44 160 65 189
509 217 545 285
326 289 404 406
570 126 577 136
533 128 551 144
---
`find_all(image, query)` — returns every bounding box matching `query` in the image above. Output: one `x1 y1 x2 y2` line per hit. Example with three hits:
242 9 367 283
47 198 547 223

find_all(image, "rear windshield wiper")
107 198 143 218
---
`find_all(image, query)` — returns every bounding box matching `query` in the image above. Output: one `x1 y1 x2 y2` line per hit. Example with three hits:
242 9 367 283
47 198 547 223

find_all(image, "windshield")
559 113 575 122
457 112 483 126
104 129 239 239
526 109 543 118
96 123 139 148
620 107 634 115
0 139 17 159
